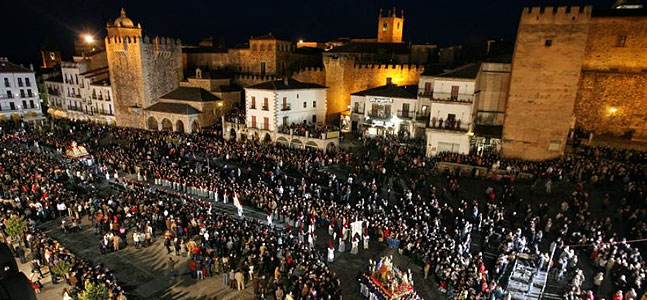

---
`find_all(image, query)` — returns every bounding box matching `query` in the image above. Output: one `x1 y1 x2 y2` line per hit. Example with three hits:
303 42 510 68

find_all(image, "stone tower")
502 6 592 160
377 8 404 43
104 8 183 128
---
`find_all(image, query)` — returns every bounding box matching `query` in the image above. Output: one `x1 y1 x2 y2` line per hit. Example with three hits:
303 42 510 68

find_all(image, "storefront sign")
369 97 393 103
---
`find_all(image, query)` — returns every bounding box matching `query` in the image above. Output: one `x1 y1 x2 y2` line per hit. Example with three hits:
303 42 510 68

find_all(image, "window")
260 62 266 75
451 86 459 100
296 94 299 99
397 22 400 29
10 102 15 110
20 90 26 98
313 101 316 108
354 102 360 113
29 100 34 108
401 103 410 118
263 97 269 110
27 90 33 97
3 78 9 87
303 102 307 108
545 39 553 47
75 75 78 85
282 97 288 110
616 35 626 47
22 100 27 109
263 117 269 130
382 22 388 32
312 115 317 123
424 82 432 95
283 116 289 126
251 116 257 128
251 96 256 109
17 78 23 87
25 78 30 87
6 91 12 98
108 104 112 115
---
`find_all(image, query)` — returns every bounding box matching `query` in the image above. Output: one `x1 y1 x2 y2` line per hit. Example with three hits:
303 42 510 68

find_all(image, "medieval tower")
377 8 404 43
105 8 183 128
502 6 592 160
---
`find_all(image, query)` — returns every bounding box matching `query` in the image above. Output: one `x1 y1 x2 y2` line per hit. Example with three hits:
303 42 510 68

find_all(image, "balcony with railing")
419 91 477 103
281 104 291 111
367 112 392 120
396 110 415 119
428 118 470 133
262 105 269 111
47 88 60 96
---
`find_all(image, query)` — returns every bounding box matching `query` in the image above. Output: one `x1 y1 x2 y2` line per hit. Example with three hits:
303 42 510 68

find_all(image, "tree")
50 260 73 277
78 281 108 300
5 215 27 240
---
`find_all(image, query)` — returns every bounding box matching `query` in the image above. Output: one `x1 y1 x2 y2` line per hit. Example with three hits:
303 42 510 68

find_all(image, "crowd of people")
277 122 340 138
1 118 646 300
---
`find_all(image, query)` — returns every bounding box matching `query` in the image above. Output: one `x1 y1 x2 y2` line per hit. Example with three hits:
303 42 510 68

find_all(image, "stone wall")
575 71 647 139
106 35 182 129
323 54 423 121
582 16 647 73
502 6 592 160
106 36 146 128
292 67 326 85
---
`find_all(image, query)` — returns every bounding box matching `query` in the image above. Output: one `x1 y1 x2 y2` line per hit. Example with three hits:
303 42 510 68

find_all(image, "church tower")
104 8 182 129
377 7 404 43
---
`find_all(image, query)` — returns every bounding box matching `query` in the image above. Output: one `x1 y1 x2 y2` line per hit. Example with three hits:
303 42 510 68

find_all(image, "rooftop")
247 78 327 90
351 84 418 99
435 63 481 79
160 87 221 102
250 33 285 41
592 7 647 16
327 42 411 55
0 58 33 73
90 78 111 86
144 102 201 115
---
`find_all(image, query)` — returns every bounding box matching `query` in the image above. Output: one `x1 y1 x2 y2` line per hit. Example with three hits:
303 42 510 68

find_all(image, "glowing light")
608 107 618 114
299 40 304 43
83 34 94 44
217 102 223 107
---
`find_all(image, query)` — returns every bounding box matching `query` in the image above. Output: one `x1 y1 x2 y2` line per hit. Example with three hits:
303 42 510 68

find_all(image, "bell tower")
377 7 404 43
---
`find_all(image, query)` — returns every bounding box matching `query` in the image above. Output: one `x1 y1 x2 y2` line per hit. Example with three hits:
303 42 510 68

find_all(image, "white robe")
363 235 370 249
327 247 335 262
351 240 359 255
338 240 345 253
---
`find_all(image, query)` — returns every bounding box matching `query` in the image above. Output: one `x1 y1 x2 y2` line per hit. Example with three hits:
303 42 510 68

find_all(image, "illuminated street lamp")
83 34 94 44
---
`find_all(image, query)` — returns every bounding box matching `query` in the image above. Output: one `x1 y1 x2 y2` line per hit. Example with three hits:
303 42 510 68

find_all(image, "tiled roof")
351 84 418 99
247 79 326 90
160 87 221 102
250 33 280 41
144 102 201 115
0 59 32 73
436 63 481 79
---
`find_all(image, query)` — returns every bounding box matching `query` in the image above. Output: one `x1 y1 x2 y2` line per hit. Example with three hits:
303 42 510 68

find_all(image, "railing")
396 110 414 119
368 112 392 119
281 104 291 111
427 122 470 132
422 91 477 103
262 105 269 111
416 112 430 121
475 111 505 126
0 95 14 100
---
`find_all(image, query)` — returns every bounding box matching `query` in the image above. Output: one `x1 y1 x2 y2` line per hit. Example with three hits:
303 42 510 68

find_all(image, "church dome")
113 8 134 27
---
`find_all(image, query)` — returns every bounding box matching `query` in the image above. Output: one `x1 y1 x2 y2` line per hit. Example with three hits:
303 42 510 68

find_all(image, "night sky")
2 0 614 66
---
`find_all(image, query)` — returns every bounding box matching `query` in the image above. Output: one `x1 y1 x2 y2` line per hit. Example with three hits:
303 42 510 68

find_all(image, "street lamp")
83 34 94 44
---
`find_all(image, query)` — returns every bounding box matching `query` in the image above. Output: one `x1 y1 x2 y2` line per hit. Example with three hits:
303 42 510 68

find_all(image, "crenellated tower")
502 6 592 160
104 8 183 128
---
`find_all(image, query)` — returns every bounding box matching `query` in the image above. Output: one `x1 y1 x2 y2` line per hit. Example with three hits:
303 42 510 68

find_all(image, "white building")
224 78 339 152
418 63 482 156
0 58 43 121
350 80 418 137
45 51 115 124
